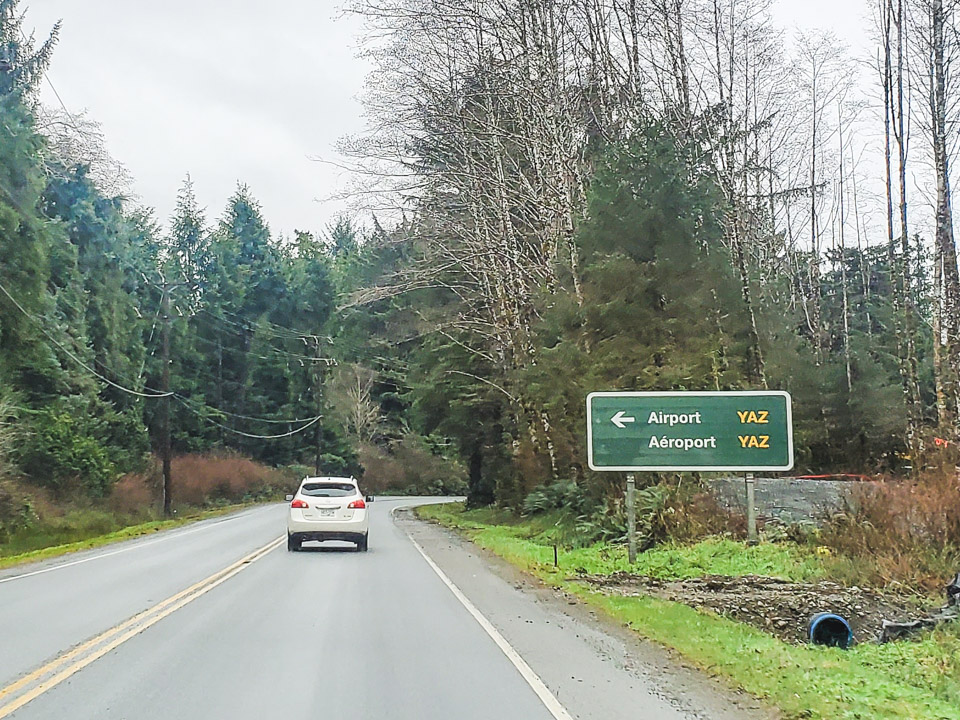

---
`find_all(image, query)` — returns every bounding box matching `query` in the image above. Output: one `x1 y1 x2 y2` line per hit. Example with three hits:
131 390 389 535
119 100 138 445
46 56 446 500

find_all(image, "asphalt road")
0 499 769 720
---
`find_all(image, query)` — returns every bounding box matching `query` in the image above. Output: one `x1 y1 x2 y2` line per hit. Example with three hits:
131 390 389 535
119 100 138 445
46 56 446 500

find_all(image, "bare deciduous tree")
329 364 382 443
912 0 960 434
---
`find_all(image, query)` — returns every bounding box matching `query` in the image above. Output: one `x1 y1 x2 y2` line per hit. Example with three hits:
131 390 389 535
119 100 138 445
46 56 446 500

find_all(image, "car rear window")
300 482 356 497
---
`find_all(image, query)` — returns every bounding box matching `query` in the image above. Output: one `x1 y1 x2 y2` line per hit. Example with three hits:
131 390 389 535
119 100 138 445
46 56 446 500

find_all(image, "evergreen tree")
0 0 59 99
201 186 284 425
0 96 62 397
168 176 210 287
524 126 755 484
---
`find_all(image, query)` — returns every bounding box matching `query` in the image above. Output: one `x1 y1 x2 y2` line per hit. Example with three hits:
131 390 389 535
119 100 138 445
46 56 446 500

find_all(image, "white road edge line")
393 504 575 720
0 505 274 585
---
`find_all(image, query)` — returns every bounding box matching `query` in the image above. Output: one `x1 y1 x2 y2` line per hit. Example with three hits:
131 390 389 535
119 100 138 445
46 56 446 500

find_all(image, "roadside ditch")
577 572 928 644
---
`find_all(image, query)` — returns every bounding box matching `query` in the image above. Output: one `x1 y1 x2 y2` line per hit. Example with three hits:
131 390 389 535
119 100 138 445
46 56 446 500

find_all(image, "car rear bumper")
288 530 367 543
287 515 368 539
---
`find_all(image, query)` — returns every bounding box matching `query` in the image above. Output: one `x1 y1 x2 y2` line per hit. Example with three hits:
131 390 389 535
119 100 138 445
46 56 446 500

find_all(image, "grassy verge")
416 502 960 720
0 503 255 571
418 504 826 580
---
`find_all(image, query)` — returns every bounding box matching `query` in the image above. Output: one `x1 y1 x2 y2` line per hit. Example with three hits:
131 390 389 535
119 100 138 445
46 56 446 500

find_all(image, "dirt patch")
579 572 931 645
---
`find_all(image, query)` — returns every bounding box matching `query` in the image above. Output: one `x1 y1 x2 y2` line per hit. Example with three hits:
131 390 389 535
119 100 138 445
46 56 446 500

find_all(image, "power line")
214 306 318 338
0 175 177 398
0 50 340 447
172 397 323 439
0 277 173 399
0 252 329 433
135 293 165 383
197 308 318 343
188 316 337 365
171 393 320 425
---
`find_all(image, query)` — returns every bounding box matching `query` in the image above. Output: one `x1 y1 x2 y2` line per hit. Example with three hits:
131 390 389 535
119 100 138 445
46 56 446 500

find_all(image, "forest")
1 0 960 527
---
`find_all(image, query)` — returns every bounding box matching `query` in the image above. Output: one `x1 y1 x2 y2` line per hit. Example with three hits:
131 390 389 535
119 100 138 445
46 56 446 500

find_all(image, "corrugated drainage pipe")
808 613 853 648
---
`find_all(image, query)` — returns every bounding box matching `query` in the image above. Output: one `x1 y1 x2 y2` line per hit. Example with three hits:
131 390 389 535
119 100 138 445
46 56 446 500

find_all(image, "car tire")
287 534 301 552
357 534 368 552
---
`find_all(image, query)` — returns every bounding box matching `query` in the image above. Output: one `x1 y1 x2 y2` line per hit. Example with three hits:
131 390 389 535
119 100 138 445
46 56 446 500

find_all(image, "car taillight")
290 499 308 509
347 498 366 509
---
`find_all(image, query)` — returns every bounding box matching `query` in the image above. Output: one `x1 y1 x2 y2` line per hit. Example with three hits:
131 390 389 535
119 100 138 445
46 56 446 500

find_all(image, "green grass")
0 504 250 570
416 502 826 580
417 502 960 720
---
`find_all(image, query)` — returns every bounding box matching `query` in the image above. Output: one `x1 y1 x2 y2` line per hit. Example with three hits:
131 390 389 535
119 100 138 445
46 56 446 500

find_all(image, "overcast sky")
23 1 370 239
23 0 870 239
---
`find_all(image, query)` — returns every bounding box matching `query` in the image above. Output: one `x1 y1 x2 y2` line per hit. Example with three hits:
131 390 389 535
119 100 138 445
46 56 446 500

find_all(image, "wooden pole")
313 337 323 476
160 286 172 516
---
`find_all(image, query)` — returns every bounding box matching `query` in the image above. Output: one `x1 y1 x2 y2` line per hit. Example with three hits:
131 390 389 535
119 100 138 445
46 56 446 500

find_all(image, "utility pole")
152 278 193 516
216 332 224 445
160 285 172 516
313 336 324 476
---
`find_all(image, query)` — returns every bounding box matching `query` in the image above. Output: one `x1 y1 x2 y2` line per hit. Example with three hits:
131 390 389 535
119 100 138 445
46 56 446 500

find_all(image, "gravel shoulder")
398 507 777 720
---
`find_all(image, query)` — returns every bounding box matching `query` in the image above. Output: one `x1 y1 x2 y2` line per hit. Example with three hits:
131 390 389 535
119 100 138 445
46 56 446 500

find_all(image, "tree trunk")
809 66 823 362
931 0 960 436
933 243 948 425
838 106 853 393
895 0 923 461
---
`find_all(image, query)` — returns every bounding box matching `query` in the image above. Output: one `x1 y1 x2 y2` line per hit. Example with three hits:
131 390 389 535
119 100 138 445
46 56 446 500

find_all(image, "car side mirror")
285 494 294 502
365 495 374 502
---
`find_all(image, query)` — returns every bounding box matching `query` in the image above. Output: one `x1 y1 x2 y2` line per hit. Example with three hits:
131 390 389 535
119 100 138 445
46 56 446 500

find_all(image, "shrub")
97 406 150 474
521 478 748 549
661 485 747 542
522 480 594 516
356 435 468 495
0 389 19 479
521 480 673 548
109 471 158 515
580 485 672 548
283 464 316 483
0 480 37 543
20 410 118 497
110 451 286 511
820 471 960 590
172 452 286 505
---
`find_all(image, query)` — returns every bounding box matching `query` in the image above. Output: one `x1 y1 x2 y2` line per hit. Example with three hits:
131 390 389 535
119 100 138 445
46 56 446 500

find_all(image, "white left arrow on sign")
611 411 636 429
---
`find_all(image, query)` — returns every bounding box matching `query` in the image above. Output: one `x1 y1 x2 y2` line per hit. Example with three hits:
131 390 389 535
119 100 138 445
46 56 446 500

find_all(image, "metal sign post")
586 391 794 562
625 474 637 564
745 472 757 544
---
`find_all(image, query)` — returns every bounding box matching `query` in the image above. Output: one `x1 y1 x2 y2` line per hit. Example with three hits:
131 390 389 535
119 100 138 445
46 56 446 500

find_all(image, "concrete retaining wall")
708 477 870 525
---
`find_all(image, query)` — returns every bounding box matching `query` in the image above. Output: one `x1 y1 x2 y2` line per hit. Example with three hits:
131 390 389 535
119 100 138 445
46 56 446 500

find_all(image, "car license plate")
318 508 336 517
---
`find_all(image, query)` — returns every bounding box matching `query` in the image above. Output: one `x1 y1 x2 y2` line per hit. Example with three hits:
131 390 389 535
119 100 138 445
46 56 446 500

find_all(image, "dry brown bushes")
821 470 960 591
110 452 288 513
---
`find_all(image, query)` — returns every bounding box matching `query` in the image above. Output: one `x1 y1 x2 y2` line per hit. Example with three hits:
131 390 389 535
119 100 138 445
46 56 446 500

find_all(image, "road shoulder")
395 507 776 720
0 504 274 581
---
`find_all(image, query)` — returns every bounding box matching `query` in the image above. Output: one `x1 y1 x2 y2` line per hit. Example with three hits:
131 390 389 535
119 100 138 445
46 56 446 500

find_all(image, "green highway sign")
587 391 794 472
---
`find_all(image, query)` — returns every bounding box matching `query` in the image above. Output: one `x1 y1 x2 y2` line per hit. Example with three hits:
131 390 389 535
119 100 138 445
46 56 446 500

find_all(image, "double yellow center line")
0 535 284 718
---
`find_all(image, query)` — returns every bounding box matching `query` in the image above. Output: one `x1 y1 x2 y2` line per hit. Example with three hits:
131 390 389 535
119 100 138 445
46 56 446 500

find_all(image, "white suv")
286 477 370 552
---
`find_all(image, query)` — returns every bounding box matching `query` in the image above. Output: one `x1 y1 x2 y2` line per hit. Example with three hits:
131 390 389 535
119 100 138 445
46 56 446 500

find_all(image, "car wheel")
287 534 301 552
357 534 368 552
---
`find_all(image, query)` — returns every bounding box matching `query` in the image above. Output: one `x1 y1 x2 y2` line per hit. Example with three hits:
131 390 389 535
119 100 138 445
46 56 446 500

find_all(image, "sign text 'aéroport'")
587 391 794 472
